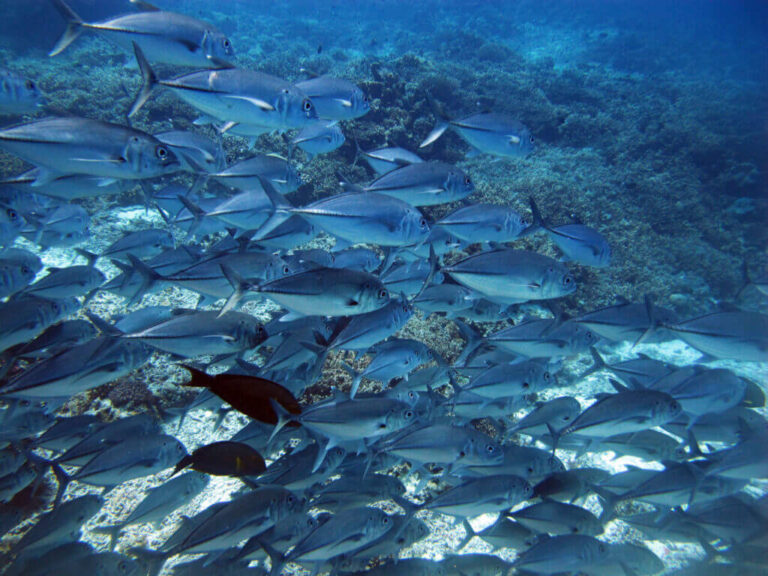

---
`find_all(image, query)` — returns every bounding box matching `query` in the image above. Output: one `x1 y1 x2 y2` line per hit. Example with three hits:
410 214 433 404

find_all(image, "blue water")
0 1 766 574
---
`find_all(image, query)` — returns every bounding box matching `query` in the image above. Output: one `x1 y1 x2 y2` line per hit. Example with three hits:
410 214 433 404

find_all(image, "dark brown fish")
174 441 266 476
180 364 301 424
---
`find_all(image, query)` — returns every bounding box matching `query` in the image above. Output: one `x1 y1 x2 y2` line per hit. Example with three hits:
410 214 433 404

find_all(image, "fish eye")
405 410 414 418
419 218 427 228
464 176 471 185
563 415 570 420
25 80 35 90
21 265 30 274
543 372 551 381
379 288 388 299
522 381 529 388
530 135 535 143
527 466 534 473
382 516 390 524
599 544 606 553
7 208 17 220
303 99 313 111
283 265 290 274
563 276 572 285
486 444 495 453
156 146 168 159
223 39 231 48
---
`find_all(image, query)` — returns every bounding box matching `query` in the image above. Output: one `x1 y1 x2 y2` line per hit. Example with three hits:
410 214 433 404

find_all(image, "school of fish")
0 2 766 576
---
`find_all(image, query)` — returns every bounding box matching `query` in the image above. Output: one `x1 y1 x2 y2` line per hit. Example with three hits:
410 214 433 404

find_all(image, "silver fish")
512 534 610 574
421 111 534 158
13 495 102 556
0 117 180 185
509 500 603 536
227 266 390 319
418 474 532 518
0 248 41 298
0 296 80 354
444 248 576 304
119 310 266 357
131 44 317 133
658 310 768 362
530 198 610 268
351 161 474 206
436 203 529 243
50 0 235 68
282 507 394 565
558 386 682 441
210 154 301 194
95 471 209 549
2 169 132 200
70 433 186 488
0 336 151 400
102 228 174 262
290 192 429 247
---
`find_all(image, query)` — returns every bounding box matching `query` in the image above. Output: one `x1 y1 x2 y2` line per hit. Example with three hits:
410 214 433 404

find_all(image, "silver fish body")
132 52 317 133
436 203 529 243
257 267 390 318
444 248 576 304
421 111 535 158
360 161 474 206
0 117 180 183
210 154 301 194
50 0 235 68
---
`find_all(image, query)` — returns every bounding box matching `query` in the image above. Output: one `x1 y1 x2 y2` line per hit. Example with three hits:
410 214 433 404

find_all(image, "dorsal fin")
130 0 161 11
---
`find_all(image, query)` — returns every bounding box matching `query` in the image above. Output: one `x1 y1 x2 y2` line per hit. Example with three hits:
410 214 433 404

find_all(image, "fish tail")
451 319 483 367
419 95 450 148
414 243 438 299
127 547 169 576
129 42 159 117
351 134 363 167
632 294 659 349
581 346 607 378
341 362 362 398
219 263 255 316
545 422 562 458
458 518 476 550
259 540 286 576
419 120 450 148
735 259 752 300
179 363 213 388
172 454 192 476
527 195 548 233
91 524 123 551
49 0 85 57
125 254 162 306
267 397 293 443
591 485 619 522
74 247 99 266
50 460 71 508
